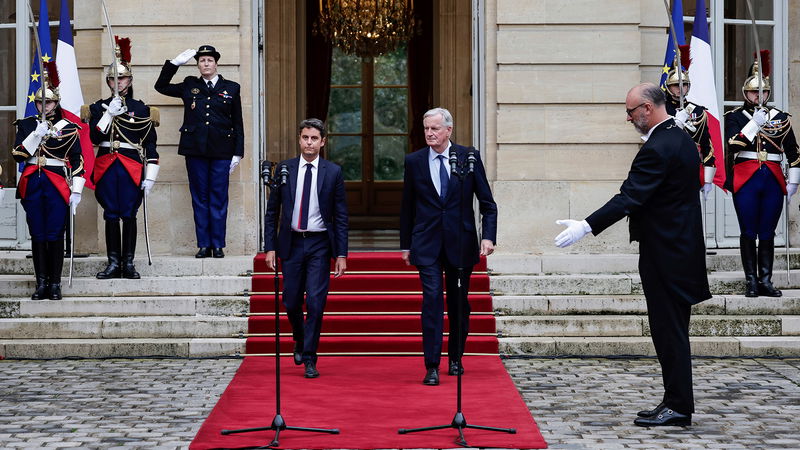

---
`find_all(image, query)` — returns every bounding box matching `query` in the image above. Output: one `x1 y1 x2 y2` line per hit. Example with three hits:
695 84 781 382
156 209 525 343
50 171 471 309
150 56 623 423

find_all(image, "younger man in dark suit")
400 107 498 386
264 118 348 378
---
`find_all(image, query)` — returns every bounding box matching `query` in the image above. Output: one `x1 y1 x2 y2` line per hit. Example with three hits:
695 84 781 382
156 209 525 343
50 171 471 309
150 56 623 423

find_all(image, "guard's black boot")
757 238 782 297
96 219 122 279
740 236 758 297
48 239 65 300
121 218 140 279
30 241 49 300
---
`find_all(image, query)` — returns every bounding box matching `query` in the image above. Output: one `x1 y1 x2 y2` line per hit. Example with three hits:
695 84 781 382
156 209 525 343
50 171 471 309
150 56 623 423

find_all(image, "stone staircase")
490 251 800 357
1 249 799 358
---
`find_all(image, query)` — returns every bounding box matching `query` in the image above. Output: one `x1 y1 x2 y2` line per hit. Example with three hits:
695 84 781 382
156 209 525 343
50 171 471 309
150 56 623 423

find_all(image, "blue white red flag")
659 0 686 89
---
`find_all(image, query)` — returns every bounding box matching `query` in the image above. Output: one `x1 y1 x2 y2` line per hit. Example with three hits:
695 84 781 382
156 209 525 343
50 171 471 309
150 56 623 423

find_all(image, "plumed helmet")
665 45 691 88
105 36 133 78
34 61 60 102
742 49 771 99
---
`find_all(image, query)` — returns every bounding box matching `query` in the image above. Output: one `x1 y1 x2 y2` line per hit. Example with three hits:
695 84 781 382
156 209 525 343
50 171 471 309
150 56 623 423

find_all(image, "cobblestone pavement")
0 357 798 449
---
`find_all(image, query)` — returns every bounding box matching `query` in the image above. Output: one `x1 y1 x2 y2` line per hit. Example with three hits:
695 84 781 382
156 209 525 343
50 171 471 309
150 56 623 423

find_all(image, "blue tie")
299 163 312 230
438 154 448 200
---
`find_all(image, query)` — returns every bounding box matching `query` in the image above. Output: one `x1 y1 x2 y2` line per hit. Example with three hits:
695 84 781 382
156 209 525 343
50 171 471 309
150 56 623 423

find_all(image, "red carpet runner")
190 356 547 449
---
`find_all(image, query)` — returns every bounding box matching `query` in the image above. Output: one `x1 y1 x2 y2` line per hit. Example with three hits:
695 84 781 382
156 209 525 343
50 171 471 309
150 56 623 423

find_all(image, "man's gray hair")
423 107 453 127
639 83 666 107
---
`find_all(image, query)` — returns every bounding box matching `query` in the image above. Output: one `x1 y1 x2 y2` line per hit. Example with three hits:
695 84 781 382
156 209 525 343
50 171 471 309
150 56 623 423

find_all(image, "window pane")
373 135 406 181
0 2 13 24
0 112 16 187
327 135 362 181
374 88 407 133
723 1 773 20
0 28 16 105
374 44 407 85
330 47 362 85
328 87 362 133
723 24 773 103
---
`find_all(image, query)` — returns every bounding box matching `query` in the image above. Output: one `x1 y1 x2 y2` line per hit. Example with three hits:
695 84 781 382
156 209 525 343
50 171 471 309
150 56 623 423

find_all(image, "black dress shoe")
637 402 665 418
293 343 303 365
304 361 319 378
448 361 464 376
212 248 225 258
634 405 691 427
195 247 211 258
422 368 439 386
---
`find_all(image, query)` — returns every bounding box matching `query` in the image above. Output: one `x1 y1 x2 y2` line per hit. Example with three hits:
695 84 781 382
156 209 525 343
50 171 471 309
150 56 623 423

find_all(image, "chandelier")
315 0 415 58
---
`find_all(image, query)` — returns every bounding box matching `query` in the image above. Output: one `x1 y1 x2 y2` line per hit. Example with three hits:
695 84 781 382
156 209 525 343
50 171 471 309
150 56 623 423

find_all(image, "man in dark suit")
555 83 711 427
264 118 348 378
154 45 244 258
400 107 498 386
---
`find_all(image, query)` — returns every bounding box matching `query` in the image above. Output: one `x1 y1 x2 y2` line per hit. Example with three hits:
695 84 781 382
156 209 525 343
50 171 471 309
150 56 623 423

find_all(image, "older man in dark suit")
555 82 711 427
264 118 348 379
400 107 498 386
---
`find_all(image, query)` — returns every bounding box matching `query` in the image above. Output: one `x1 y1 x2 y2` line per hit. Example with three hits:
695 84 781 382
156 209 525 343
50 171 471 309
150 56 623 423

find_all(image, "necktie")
299 163 313 230
207 80 213 89
438 154 448 200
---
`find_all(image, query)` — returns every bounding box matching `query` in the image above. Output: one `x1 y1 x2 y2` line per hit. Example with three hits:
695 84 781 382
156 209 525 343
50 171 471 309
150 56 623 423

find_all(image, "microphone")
449 152 459 176
467 151 476 174
279 164 289 185
260 160 275 184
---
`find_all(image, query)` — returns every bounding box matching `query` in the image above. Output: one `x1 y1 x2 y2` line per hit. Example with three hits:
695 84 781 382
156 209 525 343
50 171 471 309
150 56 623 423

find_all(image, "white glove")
229 155 241 174
33 120 50 138
674 109 690 130
69 192 81 214
171 49 197 66
702 183 713 201
0 188 4 204
753 108 769 127
107 97 127 117
141 179 155 196
787 183 798 202
554 219 592 248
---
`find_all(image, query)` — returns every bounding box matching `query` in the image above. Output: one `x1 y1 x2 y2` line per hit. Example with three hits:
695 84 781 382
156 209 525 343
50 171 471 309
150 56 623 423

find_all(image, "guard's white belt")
26 157 65 167
736 151 782 162
99 141 138 150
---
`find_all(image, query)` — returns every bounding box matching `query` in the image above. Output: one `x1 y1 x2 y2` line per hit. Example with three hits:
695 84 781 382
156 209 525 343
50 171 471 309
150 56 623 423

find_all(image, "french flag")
686 0 725 188
56 0 95 189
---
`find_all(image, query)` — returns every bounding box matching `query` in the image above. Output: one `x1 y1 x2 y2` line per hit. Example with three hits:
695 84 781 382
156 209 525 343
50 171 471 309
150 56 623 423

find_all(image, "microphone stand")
221 160 339 447
398 149 515 447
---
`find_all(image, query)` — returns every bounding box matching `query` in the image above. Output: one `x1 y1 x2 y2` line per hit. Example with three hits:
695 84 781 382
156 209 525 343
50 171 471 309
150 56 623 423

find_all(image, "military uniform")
154 45 244 257
666 99 715 176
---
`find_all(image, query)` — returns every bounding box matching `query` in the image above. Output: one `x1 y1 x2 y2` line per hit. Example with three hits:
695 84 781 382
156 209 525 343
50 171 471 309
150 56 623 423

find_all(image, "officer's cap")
195 45 220 62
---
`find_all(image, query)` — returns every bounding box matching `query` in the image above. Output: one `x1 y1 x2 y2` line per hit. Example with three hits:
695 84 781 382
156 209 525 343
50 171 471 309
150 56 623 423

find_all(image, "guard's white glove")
702 183 714 201
554 219 592 248
229 155 241 174
69 192 81 214
753 108 769 127
787 183 798 202
141 179 155 196
171 49 197 66
107 97 127 117
674 109 690 130
33 120 50 138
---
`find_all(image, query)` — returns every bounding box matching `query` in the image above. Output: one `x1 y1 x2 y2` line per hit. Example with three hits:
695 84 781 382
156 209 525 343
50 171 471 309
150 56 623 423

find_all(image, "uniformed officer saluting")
11 63 85 300
154 45 244 258
86 37 158 280
725 50 800 298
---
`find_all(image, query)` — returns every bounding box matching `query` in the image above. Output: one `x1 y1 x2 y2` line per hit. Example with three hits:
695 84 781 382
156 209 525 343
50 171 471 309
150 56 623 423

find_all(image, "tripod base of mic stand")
221 413 339 448
399 411 516 448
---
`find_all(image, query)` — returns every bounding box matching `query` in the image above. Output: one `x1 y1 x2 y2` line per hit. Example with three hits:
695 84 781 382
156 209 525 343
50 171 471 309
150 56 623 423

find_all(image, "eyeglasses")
626 102 649 117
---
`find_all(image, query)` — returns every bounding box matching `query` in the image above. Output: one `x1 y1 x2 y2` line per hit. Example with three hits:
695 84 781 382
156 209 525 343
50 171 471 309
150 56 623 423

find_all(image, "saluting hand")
171 49 197 66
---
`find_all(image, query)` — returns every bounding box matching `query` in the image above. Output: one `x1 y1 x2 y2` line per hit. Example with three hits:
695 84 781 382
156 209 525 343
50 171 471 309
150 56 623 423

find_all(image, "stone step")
490 271 800 296
493 294 800 316
0 316 247 340
0 338 244 358
0 296 248 318
499 336 800 357
0 275 251 298
0 252 254 277
496 315 800 337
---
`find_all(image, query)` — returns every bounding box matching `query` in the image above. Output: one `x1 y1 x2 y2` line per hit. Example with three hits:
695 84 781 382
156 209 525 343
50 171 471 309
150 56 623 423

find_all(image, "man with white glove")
673 108 690 130
155 44 244 259
752 107 769 127
556 83 710 427
21 120 52 154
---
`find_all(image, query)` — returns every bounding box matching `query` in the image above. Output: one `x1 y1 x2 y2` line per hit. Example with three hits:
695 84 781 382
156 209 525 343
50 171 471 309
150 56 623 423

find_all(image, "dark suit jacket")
154 61 244 159
400 143 498 267
586 119 711 305
264 156 348 259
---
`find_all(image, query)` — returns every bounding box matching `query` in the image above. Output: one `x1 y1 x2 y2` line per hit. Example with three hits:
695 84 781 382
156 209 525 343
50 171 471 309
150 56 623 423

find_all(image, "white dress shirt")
291 156 326 232
428 141 452 197
203 74 220 88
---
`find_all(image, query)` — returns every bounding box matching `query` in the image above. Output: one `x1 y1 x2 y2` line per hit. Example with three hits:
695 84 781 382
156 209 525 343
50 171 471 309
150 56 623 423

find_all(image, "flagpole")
662 0 685 109
26 1 46 124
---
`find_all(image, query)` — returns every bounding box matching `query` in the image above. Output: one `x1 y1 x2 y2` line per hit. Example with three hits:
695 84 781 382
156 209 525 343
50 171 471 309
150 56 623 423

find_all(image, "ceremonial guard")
85 37 158 280
725 50 800 298
664 46 716 198
11 63 85 300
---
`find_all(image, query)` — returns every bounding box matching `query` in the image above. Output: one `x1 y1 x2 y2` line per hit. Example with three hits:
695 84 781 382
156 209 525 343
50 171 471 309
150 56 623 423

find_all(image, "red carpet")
190 356 547 449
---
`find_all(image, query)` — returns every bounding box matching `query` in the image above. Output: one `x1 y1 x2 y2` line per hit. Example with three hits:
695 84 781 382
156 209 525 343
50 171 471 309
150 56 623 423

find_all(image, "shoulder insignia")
80 104 91 123
149 107 160 127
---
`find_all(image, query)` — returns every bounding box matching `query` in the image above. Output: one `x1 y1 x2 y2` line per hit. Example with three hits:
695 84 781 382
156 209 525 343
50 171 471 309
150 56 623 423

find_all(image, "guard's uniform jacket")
153 61 243 159
725 103 800 193
87 93 158 220
666 99 715 172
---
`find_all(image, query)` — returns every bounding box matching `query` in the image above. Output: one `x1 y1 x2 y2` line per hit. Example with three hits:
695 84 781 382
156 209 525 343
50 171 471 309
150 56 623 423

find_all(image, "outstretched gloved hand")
554 219 592 248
